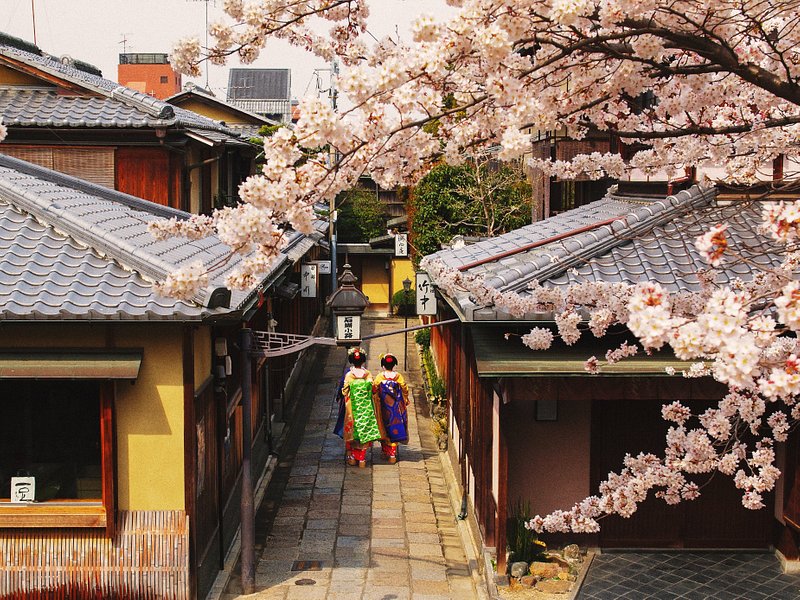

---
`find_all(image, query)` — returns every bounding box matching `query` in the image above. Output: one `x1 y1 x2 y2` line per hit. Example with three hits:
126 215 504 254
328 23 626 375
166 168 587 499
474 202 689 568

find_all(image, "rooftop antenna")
30 0 37 46
119 33 132 54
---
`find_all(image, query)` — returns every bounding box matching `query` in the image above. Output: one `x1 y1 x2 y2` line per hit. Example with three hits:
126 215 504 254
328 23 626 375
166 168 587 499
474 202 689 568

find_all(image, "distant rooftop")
0 31 101 76
119 53 170 65
227 68 291 101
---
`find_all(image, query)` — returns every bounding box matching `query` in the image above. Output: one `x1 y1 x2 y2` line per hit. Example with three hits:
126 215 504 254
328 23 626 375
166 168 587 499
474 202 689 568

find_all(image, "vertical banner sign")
11 476 35 502
395 233 408 257
301 264 318 298
337 315 361 342
416 272 437 315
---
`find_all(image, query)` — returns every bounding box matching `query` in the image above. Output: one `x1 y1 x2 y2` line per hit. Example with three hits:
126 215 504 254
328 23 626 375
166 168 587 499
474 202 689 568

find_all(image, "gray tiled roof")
0 43 249 141
0 154 324 321
426 186 781 321
227 69 291 101
0 89 171 128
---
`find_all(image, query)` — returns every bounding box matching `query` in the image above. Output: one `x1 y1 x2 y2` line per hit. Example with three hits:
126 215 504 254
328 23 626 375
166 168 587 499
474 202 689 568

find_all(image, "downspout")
458 323 469 520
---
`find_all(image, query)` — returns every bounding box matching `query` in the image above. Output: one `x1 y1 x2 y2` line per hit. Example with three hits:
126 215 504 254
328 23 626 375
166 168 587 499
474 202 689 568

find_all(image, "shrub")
506 499 547 567
392 289 416 315
415 328 431 348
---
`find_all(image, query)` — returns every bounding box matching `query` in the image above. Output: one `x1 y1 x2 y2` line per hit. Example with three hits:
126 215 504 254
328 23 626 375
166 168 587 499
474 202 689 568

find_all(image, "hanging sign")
317 260 332 275
301 264 318 298
395 233 408 257
416 272 437 315
336 315 361 343
11 476 35 503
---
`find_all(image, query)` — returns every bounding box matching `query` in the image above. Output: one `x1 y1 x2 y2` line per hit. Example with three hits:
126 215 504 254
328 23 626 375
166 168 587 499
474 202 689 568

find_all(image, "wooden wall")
115 147 181 209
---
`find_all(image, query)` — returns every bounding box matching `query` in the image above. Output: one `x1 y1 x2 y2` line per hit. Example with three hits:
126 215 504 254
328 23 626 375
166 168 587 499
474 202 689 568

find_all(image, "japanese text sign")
395 233 408 257
11 476 35 503
416 272 436 315
301 264 318 298
336 315 361 342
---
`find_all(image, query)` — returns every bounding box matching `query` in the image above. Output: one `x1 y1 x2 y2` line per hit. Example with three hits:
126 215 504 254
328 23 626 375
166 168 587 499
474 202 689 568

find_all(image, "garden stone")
544 552 571 569
510 561 529 578
563 544 582 563
520 575 536 587
530 561 560 579
536 579 572 594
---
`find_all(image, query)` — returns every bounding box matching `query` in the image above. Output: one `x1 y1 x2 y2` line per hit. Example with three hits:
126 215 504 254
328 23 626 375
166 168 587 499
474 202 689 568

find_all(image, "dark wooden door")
592 399 771 548
115 147 178 208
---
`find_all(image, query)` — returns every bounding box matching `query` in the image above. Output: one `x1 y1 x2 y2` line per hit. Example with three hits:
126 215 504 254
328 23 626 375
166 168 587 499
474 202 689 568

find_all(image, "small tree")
336 188 387 243
411 157 532 258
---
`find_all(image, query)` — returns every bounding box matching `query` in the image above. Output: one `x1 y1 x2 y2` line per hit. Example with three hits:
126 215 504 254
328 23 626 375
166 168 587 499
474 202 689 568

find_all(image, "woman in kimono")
339 347 386 467
373 353 410 464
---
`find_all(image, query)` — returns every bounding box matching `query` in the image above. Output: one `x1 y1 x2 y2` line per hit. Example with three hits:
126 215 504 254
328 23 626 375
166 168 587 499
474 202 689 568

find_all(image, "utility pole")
30 0 37 46
324 59 340 292
187 0 212 89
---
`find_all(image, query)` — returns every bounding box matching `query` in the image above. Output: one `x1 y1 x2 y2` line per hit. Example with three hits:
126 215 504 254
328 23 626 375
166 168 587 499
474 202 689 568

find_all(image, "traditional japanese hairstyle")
348 347 367 366
380 353 398 370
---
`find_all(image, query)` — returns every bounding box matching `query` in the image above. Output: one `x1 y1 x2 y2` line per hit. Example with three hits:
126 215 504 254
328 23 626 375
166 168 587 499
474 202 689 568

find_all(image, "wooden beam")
183 326 198 600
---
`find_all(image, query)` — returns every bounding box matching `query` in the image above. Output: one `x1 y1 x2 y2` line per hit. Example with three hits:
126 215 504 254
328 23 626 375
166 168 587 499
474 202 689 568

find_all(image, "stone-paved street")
220 315 479 600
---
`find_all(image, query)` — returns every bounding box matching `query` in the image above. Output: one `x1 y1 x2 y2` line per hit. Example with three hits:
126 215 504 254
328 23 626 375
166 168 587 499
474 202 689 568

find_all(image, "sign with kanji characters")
301 264 318 298
11 476 35 503
317 260 332 275
336 315 361 343
395 233 408 257
416 272 436 315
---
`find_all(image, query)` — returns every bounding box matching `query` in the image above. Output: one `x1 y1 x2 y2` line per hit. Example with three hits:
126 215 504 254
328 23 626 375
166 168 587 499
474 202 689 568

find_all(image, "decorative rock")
530 561 560 579
520 575 536 587
535 579 573 594
544 552 571 569
510 561 530 578
563 544 582 563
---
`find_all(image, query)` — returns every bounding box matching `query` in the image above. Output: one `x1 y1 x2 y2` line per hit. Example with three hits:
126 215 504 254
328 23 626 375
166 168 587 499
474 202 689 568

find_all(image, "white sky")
2 0 450 102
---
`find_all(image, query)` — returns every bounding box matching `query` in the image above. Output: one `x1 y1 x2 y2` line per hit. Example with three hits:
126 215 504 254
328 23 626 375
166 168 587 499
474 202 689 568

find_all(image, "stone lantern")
326 263 369 346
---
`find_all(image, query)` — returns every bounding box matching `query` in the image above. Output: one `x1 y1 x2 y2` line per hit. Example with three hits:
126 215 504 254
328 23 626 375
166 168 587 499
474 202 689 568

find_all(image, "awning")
472 327 693 377
0 351 143 379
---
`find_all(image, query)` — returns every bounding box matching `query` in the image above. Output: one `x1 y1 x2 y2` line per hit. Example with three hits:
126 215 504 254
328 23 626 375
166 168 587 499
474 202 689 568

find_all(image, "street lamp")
402 277 412 369
327 264 369 347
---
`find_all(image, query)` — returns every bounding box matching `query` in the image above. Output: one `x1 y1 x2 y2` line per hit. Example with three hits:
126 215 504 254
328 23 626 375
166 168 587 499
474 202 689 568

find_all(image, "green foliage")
415 328 431 348
506 499 547 568
410 160 533 261
336 188 387 243
392 289 416 315
421 346 446 399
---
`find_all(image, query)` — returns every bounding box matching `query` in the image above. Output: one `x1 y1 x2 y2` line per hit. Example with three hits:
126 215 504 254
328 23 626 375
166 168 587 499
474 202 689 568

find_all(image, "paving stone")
370 538 406 548
285 585 327 600
371 526 405 539
361 585 411 600
405 521 439 534
409 543 444 557
305 519 338 530
411 579 451 595
372 508 403 519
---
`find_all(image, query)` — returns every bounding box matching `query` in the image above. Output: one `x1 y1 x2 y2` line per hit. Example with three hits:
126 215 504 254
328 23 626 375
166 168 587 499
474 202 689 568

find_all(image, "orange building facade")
118 53 181 99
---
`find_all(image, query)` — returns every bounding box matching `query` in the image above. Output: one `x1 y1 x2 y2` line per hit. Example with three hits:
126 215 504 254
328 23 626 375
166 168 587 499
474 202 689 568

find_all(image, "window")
160 75 169 84
0 381 113 529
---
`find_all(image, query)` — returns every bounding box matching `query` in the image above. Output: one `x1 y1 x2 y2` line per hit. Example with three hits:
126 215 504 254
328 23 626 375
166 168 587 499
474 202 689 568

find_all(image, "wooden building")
0 33 257 216
166 84 278 139
424 185 800 572
0 155 327 599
